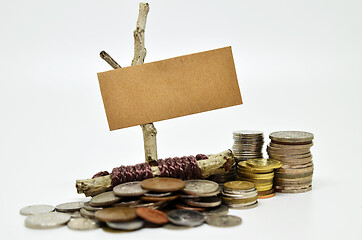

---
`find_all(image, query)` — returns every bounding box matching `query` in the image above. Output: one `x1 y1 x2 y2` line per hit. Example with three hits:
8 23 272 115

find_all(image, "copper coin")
258 192 276 199
141 194 180 202
141 177 185 192
95 207 137 222
136 207 169 225
174 203 206 212
257 188 275 196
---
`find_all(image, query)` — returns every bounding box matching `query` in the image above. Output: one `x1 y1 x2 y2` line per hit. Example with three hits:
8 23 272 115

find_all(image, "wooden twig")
76 150 235 196
100 3 158 164
100 51 121 69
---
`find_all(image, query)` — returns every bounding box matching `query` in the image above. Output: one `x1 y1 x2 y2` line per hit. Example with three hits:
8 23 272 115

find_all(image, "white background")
1 0 361 239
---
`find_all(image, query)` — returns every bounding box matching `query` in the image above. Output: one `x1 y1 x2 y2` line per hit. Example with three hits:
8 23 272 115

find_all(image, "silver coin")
269 131 314 143
233 130 263 135
226 201 258 209
202 204 229 216
183 196 221 208
221 190 257 199
163 223 192 230
20 205 55 216
25 212 71 229
143 192 172 197
183 180 220 195
113 199 142 207
167 210 206 227
67 211 82 218
106 219 144 230
67 218 99 230
55 201 84 212
206 215 242 227
83 201 103 211
80 208 96 219
113 181 148 197
90 191 120 207
180 189 220 198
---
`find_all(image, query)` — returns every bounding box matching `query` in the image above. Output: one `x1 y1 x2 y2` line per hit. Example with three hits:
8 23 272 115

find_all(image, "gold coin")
237 171 274 180
237 161 273 174
221 195 258 204
223 181 255 191
254 184 273 192
246 159 283 170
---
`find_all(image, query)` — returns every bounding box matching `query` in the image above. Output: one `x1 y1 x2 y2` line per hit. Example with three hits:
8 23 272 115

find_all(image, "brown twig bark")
100 3 158 164
76 150 235 196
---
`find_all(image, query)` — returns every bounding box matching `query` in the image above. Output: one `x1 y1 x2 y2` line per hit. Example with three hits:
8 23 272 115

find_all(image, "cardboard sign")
98 46 242 130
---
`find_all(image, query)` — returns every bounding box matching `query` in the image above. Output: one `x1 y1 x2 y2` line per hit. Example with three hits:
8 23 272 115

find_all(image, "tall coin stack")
221 181 258 209
232 130 264 163
237 159 282 199
267 131 314 193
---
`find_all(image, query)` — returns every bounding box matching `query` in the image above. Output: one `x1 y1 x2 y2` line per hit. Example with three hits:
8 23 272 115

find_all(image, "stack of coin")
221 181 258 209
267 131 314 193
237 158 282 198
178 180 222 211
232 130 264 163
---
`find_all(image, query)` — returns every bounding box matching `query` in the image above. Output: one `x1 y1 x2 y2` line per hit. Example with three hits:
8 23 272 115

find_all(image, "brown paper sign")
98 46 242 130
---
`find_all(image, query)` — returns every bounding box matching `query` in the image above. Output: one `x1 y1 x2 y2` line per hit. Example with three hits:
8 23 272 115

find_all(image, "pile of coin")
20 177 244 230
221 181 258 209
179 180 222 211
237 158 282 198
267 131 314 193
232 130 264 162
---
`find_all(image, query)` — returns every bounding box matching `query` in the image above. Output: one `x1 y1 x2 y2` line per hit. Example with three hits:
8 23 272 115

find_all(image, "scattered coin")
141 194 180 202
25 212 71 229
167 209 206 227
90 191 121 207
136 207 169 225
80 208 96 219
201 204 229 216
183 196 221 208
206 215 242 227
95 207 137 222
67 218 99 230
141 177 185 192
183 180 220 195
106 219 144 231
20 205 55 216
83 201 103 211
55 201 85 212
143 192 172 197
227 201 258 209
113 181 149 197
174 203 206 212
113 199 142 207
163 223 192 230
67 211 82 218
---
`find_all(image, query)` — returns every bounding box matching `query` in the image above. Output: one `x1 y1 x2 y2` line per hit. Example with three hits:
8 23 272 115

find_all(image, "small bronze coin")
95 207 137 222
174 203 206 212
258 192 276 199
136 207 169 225
141 194 180 202
141 177 185 192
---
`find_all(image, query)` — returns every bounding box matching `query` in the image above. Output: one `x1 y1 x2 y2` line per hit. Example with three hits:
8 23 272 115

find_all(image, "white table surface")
1 0 361 239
